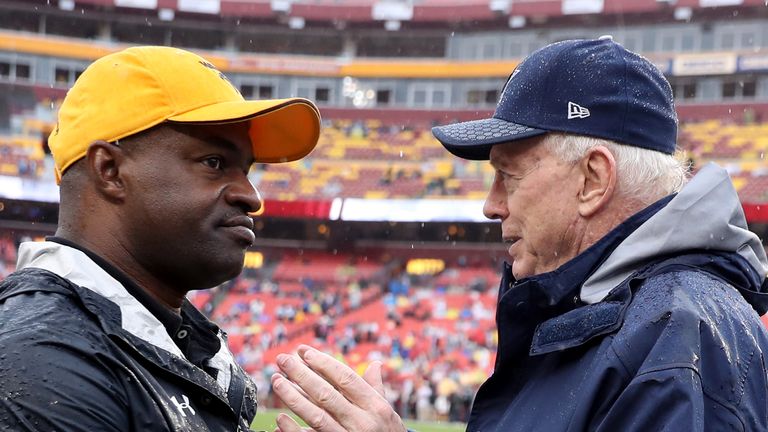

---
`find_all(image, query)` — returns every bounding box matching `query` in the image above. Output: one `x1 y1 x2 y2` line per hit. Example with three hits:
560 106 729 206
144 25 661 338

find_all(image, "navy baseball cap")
432 36 678 159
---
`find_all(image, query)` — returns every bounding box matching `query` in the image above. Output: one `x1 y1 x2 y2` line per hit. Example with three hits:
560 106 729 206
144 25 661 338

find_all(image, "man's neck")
52 231 185 312
577 198 647 258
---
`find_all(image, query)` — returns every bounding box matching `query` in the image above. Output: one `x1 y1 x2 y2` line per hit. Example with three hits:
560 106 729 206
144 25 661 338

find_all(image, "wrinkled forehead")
489 138 547 170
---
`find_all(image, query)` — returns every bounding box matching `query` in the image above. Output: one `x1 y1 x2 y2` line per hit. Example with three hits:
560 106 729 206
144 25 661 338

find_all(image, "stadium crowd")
190 253 499 423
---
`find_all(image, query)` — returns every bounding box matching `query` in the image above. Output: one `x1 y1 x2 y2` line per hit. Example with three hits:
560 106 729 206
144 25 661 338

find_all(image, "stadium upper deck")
6 0 768 27
0 0 767 223
1 0 766 115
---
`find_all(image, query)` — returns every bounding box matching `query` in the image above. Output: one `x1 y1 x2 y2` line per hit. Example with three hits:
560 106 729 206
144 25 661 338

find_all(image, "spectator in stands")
270 37 768 431
0 46 320 431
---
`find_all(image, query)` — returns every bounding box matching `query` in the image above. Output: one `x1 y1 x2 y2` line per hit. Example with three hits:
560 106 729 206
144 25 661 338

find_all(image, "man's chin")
510 261 533 281
190 258 245 289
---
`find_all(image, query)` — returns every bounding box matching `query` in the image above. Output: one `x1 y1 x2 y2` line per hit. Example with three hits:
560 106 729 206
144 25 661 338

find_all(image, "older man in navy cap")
270 37 768 432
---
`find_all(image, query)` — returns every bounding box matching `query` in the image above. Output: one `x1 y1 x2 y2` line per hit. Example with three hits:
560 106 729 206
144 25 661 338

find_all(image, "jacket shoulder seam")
634 363 748 430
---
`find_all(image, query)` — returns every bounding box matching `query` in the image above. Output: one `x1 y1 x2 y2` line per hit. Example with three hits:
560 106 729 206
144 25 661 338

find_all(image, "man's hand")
272 344 408 432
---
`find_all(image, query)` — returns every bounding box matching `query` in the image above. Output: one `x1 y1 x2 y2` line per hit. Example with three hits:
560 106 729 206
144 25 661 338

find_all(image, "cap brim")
168 98 320 163
432 118 546 160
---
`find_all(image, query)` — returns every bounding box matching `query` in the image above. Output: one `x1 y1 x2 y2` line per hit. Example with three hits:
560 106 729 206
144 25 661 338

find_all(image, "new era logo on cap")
567 102 590 119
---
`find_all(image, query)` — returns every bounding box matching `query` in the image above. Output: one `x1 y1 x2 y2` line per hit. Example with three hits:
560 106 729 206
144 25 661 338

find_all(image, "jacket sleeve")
0 327 131 431
593 365 744 431
592 270 766 431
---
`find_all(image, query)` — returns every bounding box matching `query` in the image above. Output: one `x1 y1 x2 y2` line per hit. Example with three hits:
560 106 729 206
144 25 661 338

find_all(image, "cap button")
598 35 614 41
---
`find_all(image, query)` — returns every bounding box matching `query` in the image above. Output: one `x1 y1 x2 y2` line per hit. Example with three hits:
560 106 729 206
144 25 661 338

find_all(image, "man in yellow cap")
0 46 320 431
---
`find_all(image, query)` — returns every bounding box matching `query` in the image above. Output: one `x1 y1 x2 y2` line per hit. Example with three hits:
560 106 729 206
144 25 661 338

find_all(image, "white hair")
542 133 690 205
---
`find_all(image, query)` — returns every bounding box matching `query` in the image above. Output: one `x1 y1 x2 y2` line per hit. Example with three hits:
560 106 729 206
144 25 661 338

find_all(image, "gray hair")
543 133 690 205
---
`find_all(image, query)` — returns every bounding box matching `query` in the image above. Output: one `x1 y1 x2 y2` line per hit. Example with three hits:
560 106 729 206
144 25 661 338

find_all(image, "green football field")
252 408 466 432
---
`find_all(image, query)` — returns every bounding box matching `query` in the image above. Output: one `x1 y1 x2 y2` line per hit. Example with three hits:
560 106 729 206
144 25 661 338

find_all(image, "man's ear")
85 141 126 202
577 146 617 218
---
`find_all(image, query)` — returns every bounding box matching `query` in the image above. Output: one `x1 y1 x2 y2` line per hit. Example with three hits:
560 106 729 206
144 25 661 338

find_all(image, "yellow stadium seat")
364 190 388 199
0 164 18 175
731 178 746 191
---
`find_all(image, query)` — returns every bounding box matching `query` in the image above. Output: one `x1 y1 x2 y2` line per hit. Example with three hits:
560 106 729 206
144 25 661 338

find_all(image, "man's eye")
497 170 518 181
203 157 223 170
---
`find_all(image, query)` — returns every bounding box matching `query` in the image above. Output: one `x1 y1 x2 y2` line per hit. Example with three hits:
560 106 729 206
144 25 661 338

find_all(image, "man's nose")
483 176 507 221
227 174 263 215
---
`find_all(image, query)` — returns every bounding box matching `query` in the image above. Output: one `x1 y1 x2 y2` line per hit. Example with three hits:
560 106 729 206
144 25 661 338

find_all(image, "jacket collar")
45 236 185 336
17 240 184 356
494 195 672 365
15 240 236 393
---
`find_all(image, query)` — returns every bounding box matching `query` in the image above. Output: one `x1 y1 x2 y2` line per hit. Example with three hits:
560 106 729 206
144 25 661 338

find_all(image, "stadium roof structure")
18 0 768 27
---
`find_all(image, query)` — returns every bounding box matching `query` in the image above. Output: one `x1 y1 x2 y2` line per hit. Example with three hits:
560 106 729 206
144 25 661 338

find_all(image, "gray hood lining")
580 163 768 304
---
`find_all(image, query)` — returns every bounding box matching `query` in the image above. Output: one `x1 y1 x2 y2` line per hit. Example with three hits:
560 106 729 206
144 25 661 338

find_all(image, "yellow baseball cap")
48 45 321 183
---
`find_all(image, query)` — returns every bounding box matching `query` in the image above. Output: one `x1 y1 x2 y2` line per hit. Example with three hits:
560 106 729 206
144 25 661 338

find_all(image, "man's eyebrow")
203 137 256 166
489 158 511 171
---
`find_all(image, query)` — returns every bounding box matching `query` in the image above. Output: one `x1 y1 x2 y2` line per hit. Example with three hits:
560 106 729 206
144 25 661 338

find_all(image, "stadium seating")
4 98 766 205
679 120 768 203
181 249 499 423
0 136 46 177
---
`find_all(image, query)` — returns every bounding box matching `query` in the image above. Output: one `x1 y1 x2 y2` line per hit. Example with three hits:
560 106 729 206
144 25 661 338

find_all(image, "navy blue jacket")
468 165 768 431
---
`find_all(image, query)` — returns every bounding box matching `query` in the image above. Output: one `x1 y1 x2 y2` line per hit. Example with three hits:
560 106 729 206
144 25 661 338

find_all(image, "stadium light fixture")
115 0 158 9
59 0 75 11
271 0 292 14
509 15 526 28
384 20 402 31
562 0 604 15
288 16 305 29
372 1 414 21
489 0 510 14
158 8 175 21
674 6 692 21
178 0 220 14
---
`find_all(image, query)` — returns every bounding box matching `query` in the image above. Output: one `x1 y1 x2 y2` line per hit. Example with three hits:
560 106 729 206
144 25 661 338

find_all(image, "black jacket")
0 242 258 431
